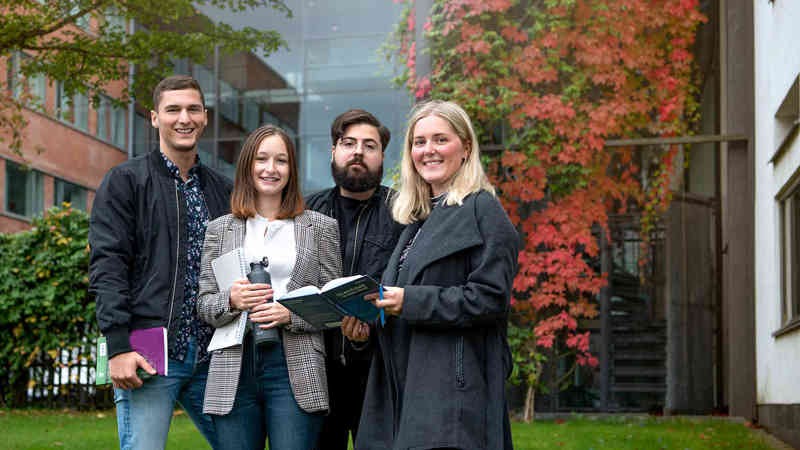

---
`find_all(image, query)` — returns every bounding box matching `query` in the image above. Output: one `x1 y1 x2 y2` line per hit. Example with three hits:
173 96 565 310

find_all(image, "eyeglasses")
337 138 381 154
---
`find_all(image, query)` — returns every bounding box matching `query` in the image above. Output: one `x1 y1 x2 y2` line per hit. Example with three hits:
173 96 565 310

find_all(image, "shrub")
0 205 95 406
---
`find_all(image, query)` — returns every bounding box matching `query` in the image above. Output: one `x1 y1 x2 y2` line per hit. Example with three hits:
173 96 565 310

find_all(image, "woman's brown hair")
230 124 305 219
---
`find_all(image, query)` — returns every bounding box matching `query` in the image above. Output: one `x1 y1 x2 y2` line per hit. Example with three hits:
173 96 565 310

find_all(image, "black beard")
331 158 383 193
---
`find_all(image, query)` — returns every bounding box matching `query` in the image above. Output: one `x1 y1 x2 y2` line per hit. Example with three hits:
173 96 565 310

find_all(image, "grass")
0 409 782 449
510 415 779 449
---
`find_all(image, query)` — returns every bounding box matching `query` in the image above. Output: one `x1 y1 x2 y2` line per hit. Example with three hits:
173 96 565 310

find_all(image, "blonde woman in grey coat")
345 101 519 450
198 124 341 450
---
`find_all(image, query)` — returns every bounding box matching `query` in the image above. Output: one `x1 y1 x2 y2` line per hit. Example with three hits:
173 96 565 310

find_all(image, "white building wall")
753 0 800 404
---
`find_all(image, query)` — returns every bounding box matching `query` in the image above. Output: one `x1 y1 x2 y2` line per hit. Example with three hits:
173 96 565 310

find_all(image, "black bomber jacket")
89 149 232 358
305 185 405 364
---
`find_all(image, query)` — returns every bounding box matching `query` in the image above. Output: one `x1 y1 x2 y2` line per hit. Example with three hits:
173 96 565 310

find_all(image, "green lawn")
0 409 782 449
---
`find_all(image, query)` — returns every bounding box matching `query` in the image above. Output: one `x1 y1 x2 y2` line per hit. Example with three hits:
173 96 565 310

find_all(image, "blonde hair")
392 100 495 224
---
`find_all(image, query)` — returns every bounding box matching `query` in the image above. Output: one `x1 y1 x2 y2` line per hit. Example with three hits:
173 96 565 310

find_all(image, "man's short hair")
330 109 390 151
152 75 205 111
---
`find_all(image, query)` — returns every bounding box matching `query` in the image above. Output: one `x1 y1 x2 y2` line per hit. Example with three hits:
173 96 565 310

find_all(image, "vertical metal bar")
599 229 612 411
712 0 725 411
126 18 135 160
213 45 220 169
414 0 433 83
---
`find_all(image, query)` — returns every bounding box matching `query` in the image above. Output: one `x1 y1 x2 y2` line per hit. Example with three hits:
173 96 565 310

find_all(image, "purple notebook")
130 327 168 376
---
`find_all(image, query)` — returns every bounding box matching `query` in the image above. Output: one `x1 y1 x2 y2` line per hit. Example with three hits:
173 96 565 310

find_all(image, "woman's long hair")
392 100 495 224
230 124 305 219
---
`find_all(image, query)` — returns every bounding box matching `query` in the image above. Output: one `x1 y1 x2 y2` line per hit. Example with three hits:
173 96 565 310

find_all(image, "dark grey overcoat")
355 190 520 450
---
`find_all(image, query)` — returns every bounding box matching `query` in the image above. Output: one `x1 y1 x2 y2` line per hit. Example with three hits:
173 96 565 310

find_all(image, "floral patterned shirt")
161 152 213 363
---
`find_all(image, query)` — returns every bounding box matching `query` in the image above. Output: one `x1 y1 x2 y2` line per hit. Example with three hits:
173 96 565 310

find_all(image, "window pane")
9 53 21 98
56 82 71 122
133 111 153 157
97 96 109 140
193 64 216 108
74 92 89 131
30 73 46 107
220 79 239 125
54 178 88 211
111 104 126 149
5 161 43 218
104 8 126 34
217 139 241 180
793 191 800 319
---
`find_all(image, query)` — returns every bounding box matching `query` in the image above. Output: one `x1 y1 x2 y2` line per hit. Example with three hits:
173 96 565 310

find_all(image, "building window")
56 82 89 132
6 52 46 107
5 160 43 218
96 94 125 149
133 111 154 157
111 102 126 149
54 178 87 211
74 91 89 132
56 82 71 121
97 95 110 141
779 179 800 327
67 3 91 31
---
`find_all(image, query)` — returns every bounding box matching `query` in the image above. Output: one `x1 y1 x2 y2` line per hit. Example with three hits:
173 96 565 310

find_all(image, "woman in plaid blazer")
198 124 342 450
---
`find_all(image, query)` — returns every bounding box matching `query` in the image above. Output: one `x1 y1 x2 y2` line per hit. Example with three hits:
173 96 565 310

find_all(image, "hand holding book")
341 316 370 342
365 285 405 316
96 327 167 388
109 351 157 389
276 274 382 329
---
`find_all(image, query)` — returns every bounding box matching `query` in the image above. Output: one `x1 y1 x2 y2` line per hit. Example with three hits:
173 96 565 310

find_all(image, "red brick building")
0 37 128 233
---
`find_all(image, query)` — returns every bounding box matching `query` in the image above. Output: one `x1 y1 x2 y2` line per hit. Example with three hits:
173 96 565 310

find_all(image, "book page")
207 312 248 352
321 274 364 291
280 284 321 300
208 248 249 351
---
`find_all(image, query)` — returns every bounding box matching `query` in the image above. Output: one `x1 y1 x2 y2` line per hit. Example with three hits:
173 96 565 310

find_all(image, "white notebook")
207 248 249 352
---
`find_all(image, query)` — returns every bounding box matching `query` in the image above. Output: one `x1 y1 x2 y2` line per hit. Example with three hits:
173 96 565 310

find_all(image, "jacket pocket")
455 336 465 388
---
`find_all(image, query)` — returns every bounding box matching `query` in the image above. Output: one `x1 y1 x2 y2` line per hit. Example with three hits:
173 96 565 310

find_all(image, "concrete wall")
753 0 800 405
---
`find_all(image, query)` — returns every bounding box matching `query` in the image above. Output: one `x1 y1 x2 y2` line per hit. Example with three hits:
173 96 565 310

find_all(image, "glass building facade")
133 1 412 194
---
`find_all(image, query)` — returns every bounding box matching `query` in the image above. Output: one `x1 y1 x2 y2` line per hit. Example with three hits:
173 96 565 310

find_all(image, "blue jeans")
213 335 324 450
114 337 216 450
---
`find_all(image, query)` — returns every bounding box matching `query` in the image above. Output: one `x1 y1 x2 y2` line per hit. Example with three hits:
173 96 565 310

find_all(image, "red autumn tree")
389 0 706 414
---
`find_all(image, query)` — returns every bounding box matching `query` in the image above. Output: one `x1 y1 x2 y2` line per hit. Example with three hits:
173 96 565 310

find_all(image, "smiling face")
252 135 290 200
410 115 468 196
150 89 207 154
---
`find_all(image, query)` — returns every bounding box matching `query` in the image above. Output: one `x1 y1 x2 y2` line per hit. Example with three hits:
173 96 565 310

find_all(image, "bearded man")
306 109 404 449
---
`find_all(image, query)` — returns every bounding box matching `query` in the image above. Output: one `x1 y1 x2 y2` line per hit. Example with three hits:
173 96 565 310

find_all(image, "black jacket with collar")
305 185 405 364
356 190 520 450
89 149 232 358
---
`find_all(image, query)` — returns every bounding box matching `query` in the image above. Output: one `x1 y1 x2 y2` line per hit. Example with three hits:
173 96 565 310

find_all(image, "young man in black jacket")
89 75 231 449
306 109 404 449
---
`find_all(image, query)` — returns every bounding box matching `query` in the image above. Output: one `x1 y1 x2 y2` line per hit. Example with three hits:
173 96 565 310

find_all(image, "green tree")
0 0 289 156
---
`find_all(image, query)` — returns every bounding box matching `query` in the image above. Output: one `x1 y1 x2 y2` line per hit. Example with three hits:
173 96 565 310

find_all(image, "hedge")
0 205 96 406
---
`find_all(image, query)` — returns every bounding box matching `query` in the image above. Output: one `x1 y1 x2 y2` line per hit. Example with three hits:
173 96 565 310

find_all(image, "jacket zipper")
349 203 369 275
455 336 465 388
340 203 369 367
166 181 180 336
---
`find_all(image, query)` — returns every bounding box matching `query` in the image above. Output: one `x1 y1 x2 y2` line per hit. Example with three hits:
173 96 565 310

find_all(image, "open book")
278 275 381 329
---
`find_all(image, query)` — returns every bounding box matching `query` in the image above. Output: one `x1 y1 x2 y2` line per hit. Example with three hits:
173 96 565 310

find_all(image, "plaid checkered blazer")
197 211 342 416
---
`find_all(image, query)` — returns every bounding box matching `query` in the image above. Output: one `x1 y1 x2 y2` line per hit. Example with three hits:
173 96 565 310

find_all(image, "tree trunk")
523 384 535 423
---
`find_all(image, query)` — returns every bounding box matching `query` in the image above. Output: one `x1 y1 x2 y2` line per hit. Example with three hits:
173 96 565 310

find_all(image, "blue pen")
379 284 386 326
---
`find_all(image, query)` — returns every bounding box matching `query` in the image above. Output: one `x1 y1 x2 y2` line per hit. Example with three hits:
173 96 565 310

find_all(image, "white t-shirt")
244 214 296 299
